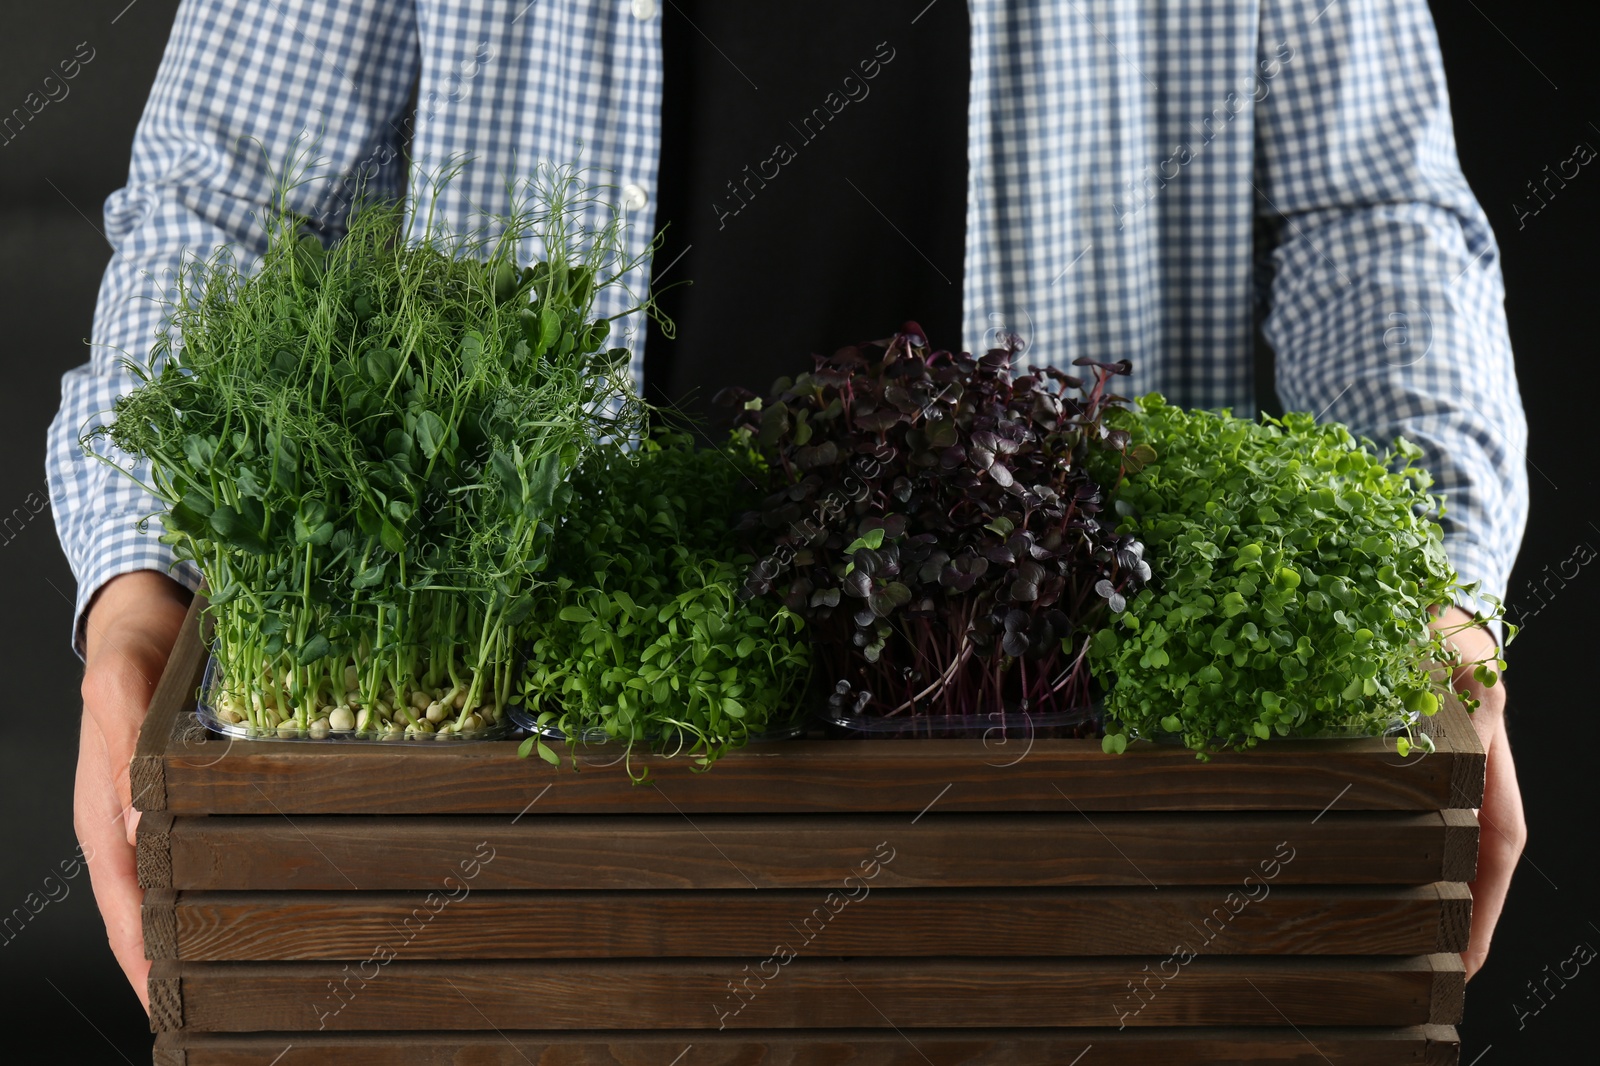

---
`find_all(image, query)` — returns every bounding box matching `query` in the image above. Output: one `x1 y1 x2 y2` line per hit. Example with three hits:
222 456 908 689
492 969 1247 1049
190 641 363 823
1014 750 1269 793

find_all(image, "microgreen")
87 162 661 739
516 430 810 779
726 323 1145 722
1088 394 1512 758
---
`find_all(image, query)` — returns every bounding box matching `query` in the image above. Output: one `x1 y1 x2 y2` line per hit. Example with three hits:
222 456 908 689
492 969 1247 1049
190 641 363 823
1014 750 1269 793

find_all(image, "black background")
0 2 1592 1061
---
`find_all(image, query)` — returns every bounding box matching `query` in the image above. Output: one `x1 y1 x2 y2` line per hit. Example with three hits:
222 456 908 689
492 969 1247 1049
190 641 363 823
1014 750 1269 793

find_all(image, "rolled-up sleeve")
46 0 419 658
1254 0 1528 647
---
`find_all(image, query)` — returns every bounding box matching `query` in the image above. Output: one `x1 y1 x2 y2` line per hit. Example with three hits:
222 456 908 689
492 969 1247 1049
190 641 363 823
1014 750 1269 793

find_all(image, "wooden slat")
130 593 209 815
149 884 1470 961
140 811 1473 891
142 699 1484 816
149 958 182 1034
1432 697 1486 810
1440 809 1480 882
159 955 1465 1032
1436 882 1473 952
154 1025 1462 1065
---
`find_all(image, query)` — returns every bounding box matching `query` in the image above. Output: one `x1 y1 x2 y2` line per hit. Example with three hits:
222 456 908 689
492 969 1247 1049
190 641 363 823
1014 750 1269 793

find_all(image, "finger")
76 712 151 1014
1464 716 1526 980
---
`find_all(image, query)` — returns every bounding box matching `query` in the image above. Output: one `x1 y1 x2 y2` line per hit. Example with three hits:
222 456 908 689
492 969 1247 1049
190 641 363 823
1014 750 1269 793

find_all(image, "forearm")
1256 0 1528 644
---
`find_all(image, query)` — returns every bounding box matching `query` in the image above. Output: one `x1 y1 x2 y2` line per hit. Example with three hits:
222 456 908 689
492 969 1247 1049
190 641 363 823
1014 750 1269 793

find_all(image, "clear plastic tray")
195 655 513 743
1129 715 1419 745
819 704 1101 740
507 703 808 745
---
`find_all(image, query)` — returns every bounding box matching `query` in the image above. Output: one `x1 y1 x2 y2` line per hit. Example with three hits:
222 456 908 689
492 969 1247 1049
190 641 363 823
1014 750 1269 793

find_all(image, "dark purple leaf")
843 569 873 598
883 385 919 412
983 544 1016 565
854 407 902 433
796 440 840 469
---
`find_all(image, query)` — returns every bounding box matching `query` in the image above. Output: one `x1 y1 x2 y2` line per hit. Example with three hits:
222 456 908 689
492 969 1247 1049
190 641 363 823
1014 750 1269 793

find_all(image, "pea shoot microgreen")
88 161 662 740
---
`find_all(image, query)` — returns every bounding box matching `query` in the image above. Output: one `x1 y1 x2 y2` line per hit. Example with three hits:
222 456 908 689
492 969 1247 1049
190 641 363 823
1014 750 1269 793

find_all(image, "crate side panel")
161 813 1455 891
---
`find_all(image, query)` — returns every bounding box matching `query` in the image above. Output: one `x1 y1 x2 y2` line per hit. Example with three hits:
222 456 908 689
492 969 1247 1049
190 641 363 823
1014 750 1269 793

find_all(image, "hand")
76 571 193 1013
1431 605 1526 981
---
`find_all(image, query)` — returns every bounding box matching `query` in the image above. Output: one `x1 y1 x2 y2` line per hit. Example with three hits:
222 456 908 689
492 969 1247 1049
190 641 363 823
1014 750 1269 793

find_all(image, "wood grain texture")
131 593 209 815
1436 883 1473 953
144 888 178 961
1440 809 1481 883
1432 699 1487 810
148 959 183 1034
164 885 1468 961
1431 954 1467 1026
153 1025 1461 1065
162 956 1465 1033
150 812 1452 891
137 811 174 891
144 722 1477 818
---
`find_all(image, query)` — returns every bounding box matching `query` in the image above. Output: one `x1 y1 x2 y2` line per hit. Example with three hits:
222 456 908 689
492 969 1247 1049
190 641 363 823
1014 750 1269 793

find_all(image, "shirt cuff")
71 529 203 662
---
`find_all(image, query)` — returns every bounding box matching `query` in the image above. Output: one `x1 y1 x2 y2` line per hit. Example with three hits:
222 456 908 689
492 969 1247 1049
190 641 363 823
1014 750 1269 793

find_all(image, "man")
48 0 1526 1011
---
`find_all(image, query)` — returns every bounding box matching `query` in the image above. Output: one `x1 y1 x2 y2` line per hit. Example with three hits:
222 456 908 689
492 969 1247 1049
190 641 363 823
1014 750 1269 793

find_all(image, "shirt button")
631 0 657 20
622 183 649 211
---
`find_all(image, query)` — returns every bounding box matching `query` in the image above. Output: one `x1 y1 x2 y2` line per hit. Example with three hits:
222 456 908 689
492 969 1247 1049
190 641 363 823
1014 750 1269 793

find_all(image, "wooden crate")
135 596 1481 1065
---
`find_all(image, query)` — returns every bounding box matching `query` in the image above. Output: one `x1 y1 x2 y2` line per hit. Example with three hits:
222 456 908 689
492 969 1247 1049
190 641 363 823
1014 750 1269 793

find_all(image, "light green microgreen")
1089 394 1512 760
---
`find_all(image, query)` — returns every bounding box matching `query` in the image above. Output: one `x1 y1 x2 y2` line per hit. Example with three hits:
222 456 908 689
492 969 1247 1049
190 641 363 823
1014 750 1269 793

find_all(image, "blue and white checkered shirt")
47 0 1527 657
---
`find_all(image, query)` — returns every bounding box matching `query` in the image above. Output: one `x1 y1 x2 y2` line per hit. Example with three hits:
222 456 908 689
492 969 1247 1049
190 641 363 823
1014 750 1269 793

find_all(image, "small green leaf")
537 307 561 353
983 516 1016 537
379 519 406 554
296 633 331 665
415 410 447 459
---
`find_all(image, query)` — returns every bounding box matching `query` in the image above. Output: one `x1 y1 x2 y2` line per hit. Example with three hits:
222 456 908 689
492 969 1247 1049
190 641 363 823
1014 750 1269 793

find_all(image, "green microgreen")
516 430 811 780
86 160 661 739
1088 394 1512 759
